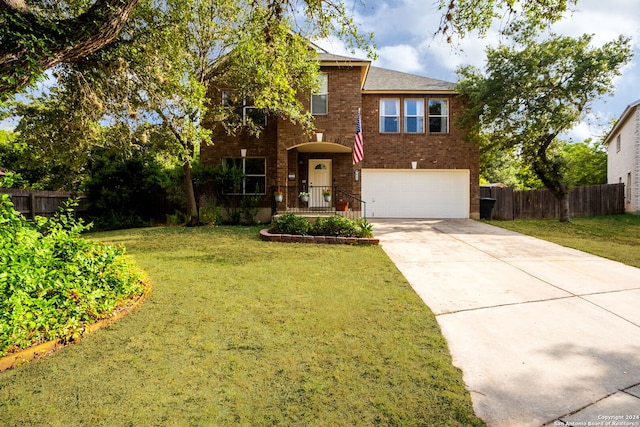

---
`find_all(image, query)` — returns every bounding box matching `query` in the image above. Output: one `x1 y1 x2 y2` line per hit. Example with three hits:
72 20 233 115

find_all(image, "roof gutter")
362 90 458 95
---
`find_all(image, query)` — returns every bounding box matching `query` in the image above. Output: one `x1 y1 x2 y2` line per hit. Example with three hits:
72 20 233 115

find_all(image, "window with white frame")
404 99 425 133
428 99 449 133
380 99 400 133
222 157 266 195
616 135 621 152
311 73 328 115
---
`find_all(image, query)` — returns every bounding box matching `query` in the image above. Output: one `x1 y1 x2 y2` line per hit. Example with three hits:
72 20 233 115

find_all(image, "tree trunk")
532 138 572 223
0 0 140 99
559 195 570 223
183 161 199 226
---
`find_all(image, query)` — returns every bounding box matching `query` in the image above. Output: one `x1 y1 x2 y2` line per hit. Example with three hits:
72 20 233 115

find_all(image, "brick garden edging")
260 229 379 245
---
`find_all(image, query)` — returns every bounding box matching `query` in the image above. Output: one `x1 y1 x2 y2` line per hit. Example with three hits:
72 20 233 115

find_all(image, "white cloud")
0 118 17 131
562 110 619 142
551 0 640 48
563 121 595 142
313 36 357 56
423 34 493 73
354 0 442 43
374 45 423 73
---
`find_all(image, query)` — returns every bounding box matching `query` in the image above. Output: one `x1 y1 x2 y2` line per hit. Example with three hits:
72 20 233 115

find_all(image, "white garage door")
362 169 470 218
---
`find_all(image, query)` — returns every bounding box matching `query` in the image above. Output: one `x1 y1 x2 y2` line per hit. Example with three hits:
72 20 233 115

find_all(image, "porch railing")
271 185 366 220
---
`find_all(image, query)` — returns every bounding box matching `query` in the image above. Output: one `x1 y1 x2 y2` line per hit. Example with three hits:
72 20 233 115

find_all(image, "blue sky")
317 0 640 142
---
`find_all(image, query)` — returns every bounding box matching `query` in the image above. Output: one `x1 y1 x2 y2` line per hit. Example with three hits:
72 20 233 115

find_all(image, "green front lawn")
0 225 484 426
487 214 640 268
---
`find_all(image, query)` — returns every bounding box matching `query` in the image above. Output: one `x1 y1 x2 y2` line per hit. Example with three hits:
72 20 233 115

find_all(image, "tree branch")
0 0 140 100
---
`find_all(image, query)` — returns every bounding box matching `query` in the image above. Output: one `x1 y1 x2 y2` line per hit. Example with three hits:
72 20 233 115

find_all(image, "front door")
309 159 332 207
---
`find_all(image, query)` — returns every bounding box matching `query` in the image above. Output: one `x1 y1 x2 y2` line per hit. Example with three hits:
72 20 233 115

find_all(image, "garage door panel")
362 169 469 218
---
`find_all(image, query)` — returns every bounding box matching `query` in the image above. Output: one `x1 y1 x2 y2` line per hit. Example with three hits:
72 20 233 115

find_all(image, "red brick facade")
359 94 480 214
200 60 480 218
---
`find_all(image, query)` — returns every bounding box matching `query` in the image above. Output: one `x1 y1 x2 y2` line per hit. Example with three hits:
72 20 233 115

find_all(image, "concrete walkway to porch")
372 219 640 427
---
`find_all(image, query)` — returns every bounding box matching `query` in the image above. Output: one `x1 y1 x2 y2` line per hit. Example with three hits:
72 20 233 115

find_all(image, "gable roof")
363 66 455 93
314 46 456 93
603 99 640 146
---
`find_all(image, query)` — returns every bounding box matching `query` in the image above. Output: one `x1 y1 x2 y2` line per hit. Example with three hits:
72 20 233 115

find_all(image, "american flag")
353 110 364 164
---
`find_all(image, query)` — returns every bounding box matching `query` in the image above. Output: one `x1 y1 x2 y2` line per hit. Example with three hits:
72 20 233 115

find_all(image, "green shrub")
199 203 223 226
271 214 374 238
271 213 312 235
239 193 260 225
354 218 374 238
0 196 145 356
166 211 188 226
314 215 357 236
83 150 172 230
0 171 27 189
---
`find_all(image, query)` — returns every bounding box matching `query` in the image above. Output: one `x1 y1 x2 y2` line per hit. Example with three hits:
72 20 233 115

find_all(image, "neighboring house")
200 47 479 221
603 99 640 214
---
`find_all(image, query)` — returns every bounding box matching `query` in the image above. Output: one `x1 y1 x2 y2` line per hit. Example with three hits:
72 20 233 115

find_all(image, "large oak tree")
457 31 632 221
4 0 373 224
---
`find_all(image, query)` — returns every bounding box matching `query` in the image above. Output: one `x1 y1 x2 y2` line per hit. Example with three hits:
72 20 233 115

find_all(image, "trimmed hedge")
271 213 373 238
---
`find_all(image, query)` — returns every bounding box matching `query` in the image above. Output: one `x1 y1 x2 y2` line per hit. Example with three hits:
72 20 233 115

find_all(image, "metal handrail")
333 187 366 219
271 185 366 219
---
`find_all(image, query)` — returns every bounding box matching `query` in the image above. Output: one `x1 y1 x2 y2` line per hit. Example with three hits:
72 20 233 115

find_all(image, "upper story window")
311 73 328 115
616 135 621 152
404 99 425 133
428 99 449 133
222 90 232 107
222 90 267 127
222 157 266 195
380 99 400 133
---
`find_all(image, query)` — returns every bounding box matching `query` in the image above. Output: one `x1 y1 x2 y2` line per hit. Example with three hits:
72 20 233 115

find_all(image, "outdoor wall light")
354 169 360 182
241 148 247 157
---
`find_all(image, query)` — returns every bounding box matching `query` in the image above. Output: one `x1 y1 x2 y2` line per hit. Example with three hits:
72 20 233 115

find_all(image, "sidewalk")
372 219 640 427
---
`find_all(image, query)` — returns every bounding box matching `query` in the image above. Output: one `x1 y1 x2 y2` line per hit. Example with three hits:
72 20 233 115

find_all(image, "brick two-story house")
200 47 480 221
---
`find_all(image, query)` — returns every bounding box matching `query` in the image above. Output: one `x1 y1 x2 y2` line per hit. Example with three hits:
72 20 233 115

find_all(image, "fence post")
29 192 36 220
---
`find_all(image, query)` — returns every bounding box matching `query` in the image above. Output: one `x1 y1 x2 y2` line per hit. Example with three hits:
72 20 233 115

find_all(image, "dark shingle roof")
363 66 455 92
317 52 369 63
314 47 456 92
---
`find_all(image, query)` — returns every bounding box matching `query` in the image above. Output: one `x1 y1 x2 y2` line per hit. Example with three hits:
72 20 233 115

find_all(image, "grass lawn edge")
0 282 152 372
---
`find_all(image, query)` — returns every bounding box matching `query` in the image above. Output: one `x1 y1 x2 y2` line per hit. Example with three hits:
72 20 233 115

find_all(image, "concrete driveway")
372 219 640 427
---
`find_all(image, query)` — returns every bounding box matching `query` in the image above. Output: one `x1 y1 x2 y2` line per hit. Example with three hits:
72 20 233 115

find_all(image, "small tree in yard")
457 30 632 221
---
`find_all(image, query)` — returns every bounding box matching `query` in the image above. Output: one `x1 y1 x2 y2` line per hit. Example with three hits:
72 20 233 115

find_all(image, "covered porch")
271 184 365 220
273 141 365 220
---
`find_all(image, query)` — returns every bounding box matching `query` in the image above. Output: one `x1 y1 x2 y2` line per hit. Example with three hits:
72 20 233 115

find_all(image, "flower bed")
262 213 379 245
259 228 379 245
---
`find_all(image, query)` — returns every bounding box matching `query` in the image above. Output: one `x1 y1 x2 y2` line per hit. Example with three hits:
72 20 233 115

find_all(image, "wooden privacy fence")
480 183 625 220
1 188 88 219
